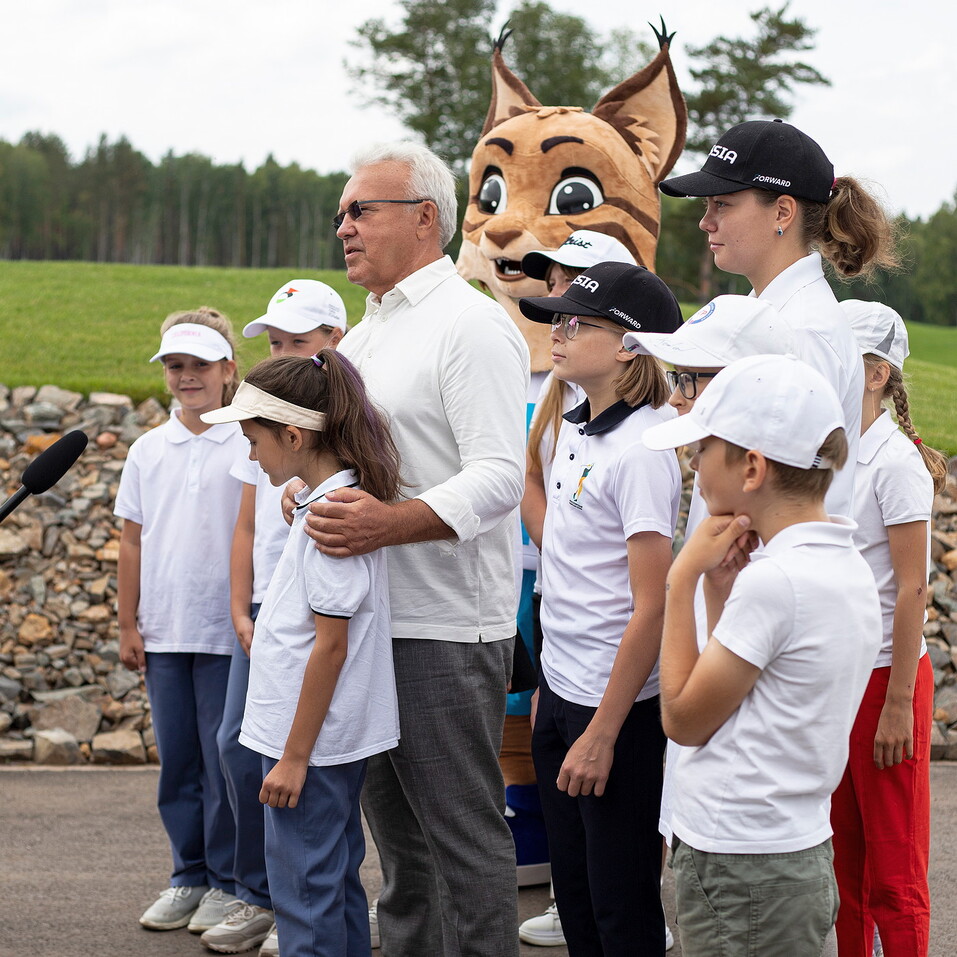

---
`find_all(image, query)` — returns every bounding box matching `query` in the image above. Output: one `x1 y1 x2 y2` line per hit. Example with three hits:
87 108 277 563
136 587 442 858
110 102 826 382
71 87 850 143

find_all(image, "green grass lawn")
2 260 956 453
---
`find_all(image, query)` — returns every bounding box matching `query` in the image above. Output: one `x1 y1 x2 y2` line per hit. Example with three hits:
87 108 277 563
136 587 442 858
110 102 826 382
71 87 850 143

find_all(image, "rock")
22 432 62 454
95 432 118 450
18 614 54 646
35 385 83 411
89 392 133 410
33 728 81 765
0 529 28 559
942 549 957 573
105 667 142 699
31 694 102 741
91 729 145 765
0 674 21 703
0 738 33 761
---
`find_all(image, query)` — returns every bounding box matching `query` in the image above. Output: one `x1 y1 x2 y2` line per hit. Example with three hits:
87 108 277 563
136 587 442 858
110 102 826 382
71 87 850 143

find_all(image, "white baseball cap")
642 354 845 470
243 280 348 337
150 323 233 363
840 299 909 371
622 295 795 367
521 230 637 280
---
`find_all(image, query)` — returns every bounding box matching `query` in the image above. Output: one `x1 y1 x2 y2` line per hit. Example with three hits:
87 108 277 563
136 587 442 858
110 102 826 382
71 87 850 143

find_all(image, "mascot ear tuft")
592 24 687 184
493 20 513 54
481 23 542 135
649 16 676 50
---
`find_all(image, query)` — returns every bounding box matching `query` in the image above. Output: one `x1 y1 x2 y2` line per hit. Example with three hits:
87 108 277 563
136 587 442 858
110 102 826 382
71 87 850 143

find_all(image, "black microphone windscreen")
21 430 89 494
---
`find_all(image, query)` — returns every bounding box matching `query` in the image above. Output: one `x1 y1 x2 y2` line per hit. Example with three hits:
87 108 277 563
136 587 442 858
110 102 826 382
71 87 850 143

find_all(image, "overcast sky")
2 0 954 219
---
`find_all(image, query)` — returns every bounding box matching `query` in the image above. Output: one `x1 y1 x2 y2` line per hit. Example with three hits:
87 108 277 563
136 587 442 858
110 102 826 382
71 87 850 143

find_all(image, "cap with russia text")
518 261 682 335
659 119 834 205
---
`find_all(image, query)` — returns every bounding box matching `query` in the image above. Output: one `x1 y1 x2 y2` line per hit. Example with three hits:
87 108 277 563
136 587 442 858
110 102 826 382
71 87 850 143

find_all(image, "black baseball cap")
519 262 682 335
660 119 835 204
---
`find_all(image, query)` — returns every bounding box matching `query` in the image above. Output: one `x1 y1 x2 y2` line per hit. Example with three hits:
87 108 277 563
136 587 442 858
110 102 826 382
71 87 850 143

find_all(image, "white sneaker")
201 901 275 953
518 902 565 946
140 885 209 930
258 924 279 957
369 898 380 949
188 888 239 933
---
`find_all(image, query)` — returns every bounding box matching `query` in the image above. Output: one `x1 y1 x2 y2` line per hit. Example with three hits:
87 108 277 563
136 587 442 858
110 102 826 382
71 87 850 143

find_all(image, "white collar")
365 255 455 314
294 468 360 509
761 515 857 556
857 409 900 465
750 252 825 308
165 409 237 445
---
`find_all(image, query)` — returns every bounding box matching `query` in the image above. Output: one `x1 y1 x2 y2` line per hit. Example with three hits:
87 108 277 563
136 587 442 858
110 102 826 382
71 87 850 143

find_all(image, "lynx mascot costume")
457 20 687 372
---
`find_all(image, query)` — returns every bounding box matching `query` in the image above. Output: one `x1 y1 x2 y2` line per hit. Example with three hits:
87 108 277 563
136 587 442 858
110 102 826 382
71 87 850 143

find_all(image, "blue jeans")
263 756 368 957
144 651 235 891
217 609 271 907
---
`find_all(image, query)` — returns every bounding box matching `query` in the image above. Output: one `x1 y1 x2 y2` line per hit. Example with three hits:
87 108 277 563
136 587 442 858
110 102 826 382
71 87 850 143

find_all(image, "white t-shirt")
670 517 881 854
339 256 529 643
853 410 932 668
114 412 247 655
240 469 399 766
230 455 290 604
755 253 863 517
659 478 710 844
541 399 681 707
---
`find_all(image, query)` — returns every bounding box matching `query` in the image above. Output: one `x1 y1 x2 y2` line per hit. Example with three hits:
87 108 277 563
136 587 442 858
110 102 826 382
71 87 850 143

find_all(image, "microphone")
0 430 89 525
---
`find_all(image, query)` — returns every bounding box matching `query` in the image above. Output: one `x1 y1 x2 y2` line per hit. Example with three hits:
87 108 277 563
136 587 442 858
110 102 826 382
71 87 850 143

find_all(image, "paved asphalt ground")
2 764 955 957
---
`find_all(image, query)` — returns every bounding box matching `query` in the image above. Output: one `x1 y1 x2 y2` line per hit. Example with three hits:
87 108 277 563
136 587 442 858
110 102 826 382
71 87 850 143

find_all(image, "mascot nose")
484 227 524 248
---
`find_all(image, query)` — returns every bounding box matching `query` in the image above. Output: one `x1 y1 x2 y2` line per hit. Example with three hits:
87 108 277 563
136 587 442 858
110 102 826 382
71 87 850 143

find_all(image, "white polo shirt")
670 517 881 855
338 256 529 643
755 253 863 517
230 456 290 604
540 399 681 707
240 470 399 766
114 411 247 655
853 410 932 667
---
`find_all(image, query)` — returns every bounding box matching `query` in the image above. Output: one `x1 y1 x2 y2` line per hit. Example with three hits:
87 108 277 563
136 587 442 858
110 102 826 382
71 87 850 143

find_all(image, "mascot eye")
478 173 508 214
548 177 604 215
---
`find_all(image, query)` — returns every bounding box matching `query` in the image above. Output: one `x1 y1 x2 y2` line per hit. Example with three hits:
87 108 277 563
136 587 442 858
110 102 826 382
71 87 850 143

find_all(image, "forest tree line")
1 130 954 325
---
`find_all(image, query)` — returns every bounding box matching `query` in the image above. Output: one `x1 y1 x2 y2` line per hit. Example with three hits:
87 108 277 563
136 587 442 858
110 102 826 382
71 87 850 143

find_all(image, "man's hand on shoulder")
304 488 395 557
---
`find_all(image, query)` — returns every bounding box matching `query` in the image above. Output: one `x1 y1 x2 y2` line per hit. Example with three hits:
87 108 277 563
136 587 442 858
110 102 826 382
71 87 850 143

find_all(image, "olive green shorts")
672 836 838 957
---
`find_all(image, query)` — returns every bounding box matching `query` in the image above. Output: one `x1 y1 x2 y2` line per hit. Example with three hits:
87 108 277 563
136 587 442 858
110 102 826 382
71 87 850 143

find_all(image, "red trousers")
831 654 932 957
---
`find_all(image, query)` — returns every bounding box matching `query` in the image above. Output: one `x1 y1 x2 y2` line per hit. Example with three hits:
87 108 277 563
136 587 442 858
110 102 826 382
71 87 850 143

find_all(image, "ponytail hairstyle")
863 354 947 494
161 306 241 403
756 178 902 280
243 351 402 503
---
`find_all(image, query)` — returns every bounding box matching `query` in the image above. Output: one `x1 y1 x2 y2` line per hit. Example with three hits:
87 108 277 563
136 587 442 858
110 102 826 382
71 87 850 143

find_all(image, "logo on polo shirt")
571 275 599 294
570 463 594 510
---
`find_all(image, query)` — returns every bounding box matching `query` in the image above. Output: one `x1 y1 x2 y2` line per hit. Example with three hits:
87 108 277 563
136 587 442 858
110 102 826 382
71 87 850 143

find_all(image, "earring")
776 227 784 237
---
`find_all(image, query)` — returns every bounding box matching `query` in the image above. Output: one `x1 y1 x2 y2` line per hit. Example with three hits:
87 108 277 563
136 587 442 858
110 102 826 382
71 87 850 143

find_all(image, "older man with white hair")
304 142 529 957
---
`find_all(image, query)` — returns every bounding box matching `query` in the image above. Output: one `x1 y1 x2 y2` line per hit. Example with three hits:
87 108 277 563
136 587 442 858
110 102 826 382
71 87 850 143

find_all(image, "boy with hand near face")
643 354 881 957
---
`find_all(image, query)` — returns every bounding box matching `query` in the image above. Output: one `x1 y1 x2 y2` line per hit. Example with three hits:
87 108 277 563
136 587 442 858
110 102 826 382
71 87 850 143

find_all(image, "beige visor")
200 381 326 430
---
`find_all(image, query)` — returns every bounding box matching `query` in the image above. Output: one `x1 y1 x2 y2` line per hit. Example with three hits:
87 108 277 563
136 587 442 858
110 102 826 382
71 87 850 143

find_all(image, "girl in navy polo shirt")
518 262 682 957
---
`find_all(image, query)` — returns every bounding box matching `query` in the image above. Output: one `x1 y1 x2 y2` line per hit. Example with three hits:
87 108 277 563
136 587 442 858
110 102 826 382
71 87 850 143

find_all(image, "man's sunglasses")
332 199 428 230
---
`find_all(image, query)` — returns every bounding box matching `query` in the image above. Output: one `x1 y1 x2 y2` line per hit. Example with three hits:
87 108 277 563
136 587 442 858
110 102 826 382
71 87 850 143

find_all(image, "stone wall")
1 383 957 763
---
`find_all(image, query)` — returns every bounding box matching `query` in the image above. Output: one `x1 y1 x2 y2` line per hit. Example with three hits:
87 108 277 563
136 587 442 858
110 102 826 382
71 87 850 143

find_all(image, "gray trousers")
361 636 518 957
